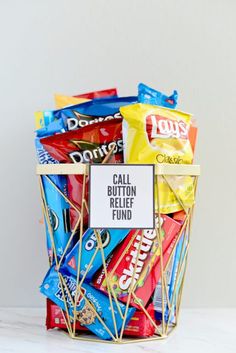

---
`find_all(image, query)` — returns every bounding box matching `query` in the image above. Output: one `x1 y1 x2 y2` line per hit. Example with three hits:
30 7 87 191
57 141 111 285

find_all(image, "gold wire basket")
36 163 200 344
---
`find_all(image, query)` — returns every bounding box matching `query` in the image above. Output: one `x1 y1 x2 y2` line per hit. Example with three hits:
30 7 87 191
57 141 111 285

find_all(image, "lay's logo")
146 114 189 141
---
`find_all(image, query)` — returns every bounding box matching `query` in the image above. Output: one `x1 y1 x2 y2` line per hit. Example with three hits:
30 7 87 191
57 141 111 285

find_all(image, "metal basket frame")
36 163 200 344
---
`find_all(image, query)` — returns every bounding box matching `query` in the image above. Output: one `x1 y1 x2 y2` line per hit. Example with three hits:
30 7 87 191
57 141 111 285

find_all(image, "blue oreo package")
41 175 71 260
40 266 135 340
61 228 130 280
35 124 72 261
138 83 178 109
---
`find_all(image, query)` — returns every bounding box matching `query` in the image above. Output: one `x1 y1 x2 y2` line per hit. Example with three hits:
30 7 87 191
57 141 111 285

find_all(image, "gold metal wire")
37 164 199 343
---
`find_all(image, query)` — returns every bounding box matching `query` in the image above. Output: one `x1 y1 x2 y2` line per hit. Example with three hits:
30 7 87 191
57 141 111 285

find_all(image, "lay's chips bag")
120 103 195 213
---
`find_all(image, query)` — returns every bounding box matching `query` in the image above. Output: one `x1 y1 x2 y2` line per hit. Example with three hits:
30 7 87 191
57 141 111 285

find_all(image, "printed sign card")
89 164 155 229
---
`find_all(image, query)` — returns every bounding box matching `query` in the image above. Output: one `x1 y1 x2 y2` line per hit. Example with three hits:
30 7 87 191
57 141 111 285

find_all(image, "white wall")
0 0 235 308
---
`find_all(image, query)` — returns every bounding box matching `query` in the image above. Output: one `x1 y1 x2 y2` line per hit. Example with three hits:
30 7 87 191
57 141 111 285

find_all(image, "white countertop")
0 308 235 353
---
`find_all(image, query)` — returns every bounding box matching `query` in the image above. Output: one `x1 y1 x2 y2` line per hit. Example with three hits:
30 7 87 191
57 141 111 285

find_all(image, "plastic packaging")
120 103 195 213
54 87 117 109
40 266 135 340
138 83 178 109
61 228 130 280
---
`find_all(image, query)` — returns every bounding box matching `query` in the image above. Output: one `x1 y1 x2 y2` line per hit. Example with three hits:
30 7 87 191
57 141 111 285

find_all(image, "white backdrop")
0 0 235 307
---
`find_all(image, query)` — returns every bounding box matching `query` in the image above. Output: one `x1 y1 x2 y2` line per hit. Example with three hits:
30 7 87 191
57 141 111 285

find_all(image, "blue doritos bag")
53 96 137 132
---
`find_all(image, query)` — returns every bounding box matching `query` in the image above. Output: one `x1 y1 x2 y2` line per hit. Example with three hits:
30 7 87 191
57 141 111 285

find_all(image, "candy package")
120 103 195 213
61 228 130 280
54 87 117 109
40 266 135 340
138 83 178 109
93 215 181 308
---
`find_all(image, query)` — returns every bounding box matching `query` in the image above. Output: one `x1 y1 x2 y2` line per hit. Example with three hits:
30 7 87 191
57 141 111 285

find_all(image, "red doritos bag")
40 119 123 228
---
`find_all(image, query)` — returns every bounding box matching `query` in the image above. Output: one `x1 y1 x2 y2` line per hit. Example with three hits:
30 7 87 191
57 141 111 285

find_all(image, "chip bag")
40 118 124 228
54 87 118 109
54 95 89 109
120 103 195 213
138 83 178 109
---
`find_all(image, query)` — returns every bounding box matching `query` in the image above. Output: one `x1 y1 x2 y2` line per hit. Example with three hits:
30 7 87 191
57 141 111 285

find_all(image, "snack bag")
138 83 178 109
54 96 137 131
40 118 124 164
61 228 130 280
35 110 55 130
54 95 89 109
36 96 136 132
120 103 195 213
40 266 135 340
74 87 118 99
35 125 72 261
138 84 198 155
93 215 181 308
54 87 118 109
40 118 123 228
41 175 71 261
189 120 198 154
153 232 184 322
46 299 155 337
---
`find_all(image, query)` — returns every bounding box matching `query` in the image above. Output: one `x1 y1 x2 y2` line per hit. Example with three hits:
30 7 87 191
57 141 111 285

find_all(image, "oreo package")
41 175 71 260
61 228 130 280
46 299 156 337
40 266 135 340
74 87 118 100
35 126 72 260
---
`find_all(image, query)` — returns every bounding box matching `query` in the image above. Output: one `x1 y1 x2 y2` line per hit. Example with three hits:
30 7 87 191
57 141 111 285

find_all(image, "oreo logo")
85 230 111 251
48 208 59 231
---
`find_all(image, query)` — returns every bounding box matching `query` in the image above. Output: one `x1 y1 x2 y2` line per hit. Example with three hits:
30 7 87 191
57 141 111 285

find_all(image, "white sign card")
89 164 155 229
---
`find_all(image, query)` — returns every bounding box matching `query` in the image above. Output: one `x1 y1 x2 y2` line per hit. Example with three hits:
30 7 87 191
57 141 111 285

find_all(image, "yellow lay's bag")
54 94 90 109
120 103 195 213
